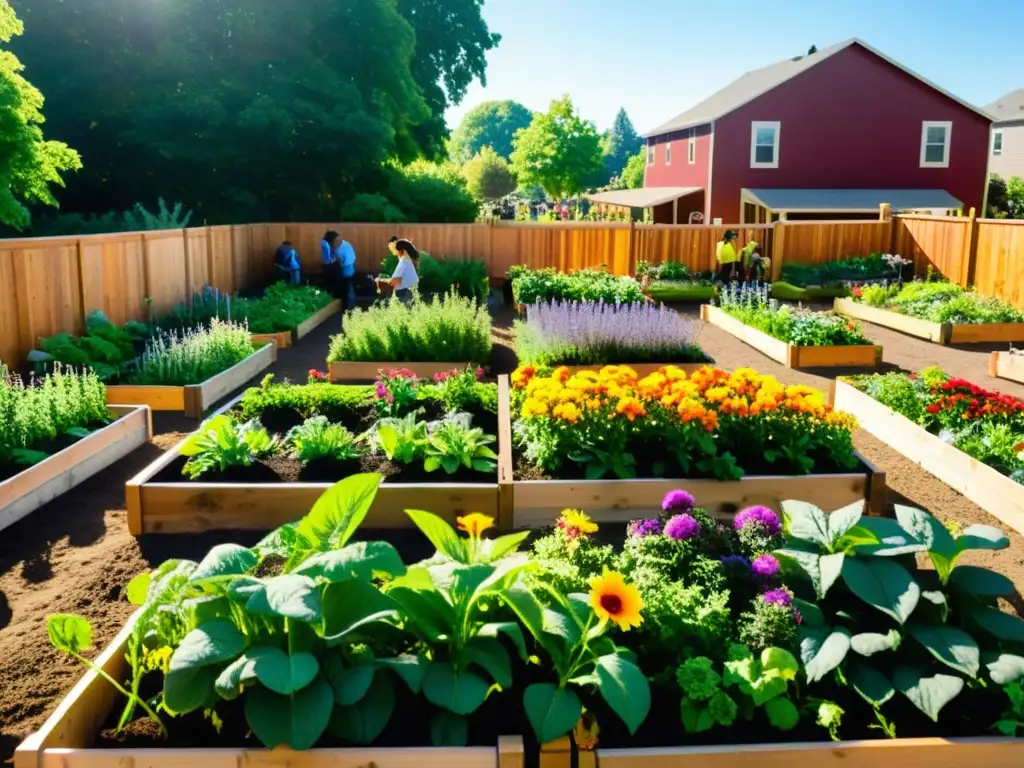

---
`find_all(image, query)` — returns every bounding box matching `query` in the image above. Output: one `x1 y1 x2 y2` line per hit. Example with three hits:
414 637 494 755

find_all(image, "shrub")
165 283 334 335
327 292 492 364
511 266 645 305
381 252 489 301
127 319 255 386
853 279 1024 324
31 311 149 381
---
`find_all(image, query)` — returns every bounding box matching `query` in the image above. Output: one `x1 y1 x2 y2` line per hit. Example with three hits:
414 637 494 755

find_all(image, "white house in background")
987 89 1024 179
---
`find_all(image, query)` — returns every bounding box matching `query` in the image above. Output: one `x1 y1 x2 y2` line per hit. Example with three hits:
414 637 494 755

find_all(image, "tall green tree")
602 108 642 183
450 100 533 162
618 150 646 190
510 95 603 200
0 0 80 228
463 146 517 202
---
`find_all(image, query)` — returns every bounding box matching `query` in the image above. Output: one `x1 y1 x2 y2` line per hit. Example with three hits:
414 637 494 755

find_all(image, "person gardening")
716 230 741 283
272 241 301 285
376 238 419 303
742 240 769 282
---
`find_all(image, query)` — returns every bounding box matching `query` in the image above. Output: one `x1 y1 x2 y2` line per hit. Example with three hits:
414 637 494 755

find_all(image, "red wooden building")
590 40 992 225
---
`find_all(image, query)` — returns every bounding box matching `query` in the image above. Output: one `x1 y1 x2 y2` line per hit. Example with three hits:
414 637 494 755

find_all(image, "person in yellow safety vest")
741 240 770 282
715 230 740 283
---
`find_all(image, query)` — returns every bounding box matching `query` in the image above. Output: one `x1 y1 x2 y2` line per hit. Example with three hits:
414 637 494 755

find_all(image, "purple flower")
720 554 750 570
664 514 701 541
793 608 804 626
751 554 780 578
734 505 782 536
762 588 792 607
662 489 696 513
375 383 388 399
627 518 661 538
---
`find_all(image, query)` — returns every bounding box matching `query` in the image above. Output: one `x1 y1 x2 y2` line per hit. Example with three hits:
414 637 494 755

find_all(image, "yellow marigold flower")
585 397 602 411
637 372 667 398
560 508 599 535
457 513 494 539
677 398 706 423
616 396 647 421
662 365 688 382
702 410 719 432
553 402 582 423
553 366 571 383
704 386 731 403
511 365 537 389
522 397 549 417
588 569 643 631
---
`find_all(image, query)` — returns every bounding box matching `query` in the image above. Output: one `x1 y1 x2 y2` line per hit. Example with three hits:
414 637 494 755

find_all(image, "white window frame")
688 128 696 164
647 143 654 166
665 142 672 165
920 121 952 168
993 129 1003 156
750 121 780 169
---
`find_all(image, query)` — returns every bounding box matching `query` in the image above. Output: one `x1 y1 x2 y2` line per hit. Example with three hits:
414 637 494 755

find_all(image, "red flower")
927 403 940 414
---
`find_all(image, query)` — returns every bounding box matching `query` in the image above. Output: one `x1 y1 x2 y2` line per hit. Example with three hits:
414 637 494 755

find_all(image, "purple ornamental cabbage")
734 506 782 536
662 489 696 513
751 554 780 578
664 514 701 541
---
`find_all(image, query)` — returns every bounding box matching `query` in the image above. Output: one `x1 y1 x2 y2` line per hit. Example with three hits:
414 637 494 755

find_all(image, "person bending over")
377 238 419 303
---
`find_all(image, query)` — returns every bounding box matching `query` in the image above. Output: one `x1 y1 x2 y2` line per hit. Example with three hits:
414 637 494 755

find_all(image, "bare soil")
2 301 1023 762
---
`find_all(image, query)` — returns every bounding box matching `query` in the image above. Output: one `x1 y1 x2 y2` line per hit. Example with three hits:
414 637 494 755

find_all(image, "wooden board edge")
702 305 789 366
295 299 342 340
191 342 277 418
949 323 1024 345
834 298 947 343
988 351 1024 384
539 737 572 768
104 386 187 412
497 375 515 532
498 735 525 768
989 350 1001 378
790 345 882 369
854 449 887 517
251 331 291 349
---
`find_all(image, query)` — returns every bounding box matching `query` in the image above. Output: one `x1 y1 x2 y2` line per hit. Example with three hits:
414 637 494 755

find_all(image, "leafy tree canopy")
450 100 533 162
618 150 646 190
601 108 643 184
463 146 517 202
510 95 603 201
0 0 80 229
12 0 496 224
340 161 479 224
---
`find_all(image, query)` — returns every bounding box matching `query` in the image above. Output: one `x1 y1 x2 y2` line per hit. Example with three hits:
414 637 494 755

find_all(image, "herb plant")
180 415 280 479
165 283 334 335
30 310 149 381
852 278 1024 324
510 266 645 306
128 319 255 386
424 415 499 474
381 252 489 301
287 416 365 465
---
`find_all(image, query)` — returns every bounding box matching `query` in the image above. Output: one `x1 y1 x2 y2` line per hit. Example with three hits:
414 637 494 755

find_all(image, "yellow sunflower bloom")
456 512 494 539
588 569 643 631
560 508 598 535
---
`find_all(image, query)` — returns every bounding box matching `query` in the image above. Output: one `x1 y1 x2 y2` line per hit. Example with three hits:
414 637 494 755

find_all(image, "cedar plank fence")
1 216 1022 366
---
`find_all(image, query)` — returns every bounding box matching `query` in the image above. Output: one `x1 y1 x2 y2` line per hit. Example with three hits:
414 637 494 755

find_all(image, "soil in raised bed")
0 419 112 482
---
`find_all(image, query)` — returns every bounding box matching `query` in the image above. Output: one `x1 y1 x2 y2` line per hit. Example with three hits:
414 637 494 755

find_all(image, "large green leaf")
293 541 406 583
840 558 920 624
850 630 901 657
245 675 334 749
125 573 151 606
47 614 93 654
909 625 979 678
895 506 958 580
246 574 323 623
253 522 300 561
322 578 402 643
967 605 1024 643
215 649 274 700
856 516 926 557
986 653 1024 685
328 673 395 744
542 607 582 646
892 666 964 722
847 660 894 706
378 655 428 693
296 474 382 552
826 501 864 547
792 598 825 629
949 565 1015 597
782 501 830 547
761 647 799 681
250 647 320 695
776 549 823 596
500 586 553 658
800 627 851 683
594 654 650 735
164 665 220 714
819 553 845 596
462 637 512 688
481 530 531 562
523 683 583 743
430 709 468 747
191 544 257 582
479 621 528 661
764 697 799 731
169 620 247 672
323 655 375 705
957 524 1010 553
422 662 490 715
405 509 467 562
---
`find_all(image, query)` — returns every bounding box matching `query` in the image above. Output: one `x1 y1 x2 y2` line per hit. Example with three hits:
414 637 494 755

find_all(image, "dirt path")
2 303 1023 762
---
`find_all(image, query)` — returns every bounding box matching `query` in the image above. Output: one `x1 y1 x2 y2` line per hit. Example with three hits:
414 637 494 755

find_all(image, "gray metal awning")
743 188 963 213
588 186 702 208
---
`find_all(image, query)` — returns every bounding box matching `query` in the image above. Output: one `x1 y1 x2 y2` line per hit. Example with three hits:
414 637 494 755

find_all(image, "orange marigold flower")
616 397 647 421
553 366 571 383
704 386 731 403
553 402 582 423
511 365 537 389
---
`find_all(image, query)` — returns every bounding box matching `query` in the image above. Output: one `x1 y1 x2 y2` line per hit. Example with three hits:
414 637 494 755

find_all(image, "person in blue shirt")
335 235 357 311
376 238 419 303
320 230 341 296
273 241 301 285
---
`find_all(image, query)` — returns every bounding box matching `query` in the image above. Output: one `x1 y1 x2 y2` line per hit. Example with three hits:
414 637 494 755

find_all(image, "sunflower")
560 508 598 535
456 513 495 539
588 569 643 631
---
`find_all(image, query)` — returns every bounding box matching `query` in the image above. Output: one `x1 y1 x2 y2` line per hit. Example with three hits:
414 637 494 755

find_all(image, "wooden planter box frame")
330 360 477 383
104 342 278 419
988 350 1024 384
125 377 515 536
14 616 525 768
830 379 1024 537
834 297 1024 345
555 361 717 377
251 299 342 350
1 405 152 534
701 305 881 369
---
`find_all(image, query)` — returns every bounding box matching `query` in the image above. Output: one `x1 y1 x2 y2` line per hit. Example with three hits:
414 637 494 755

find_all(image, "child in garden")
272 241 301 284
376 238 420 303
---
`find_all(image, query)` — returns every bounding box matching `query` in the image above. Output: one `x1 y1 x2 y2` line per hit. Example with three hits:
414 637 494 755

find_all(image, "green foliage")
339 193 407 224
780 253 899 287
287 417 365 465
128 320 255 386
327 293 492 364
0 363 109 471
180 415 280 479
0 0 81 228
987 174 1024 220
423 415 499 474
855 279 1024 324
528 527 617 596
769 281 850 301
510 95 604 199
373 161 481 224
463 146 517 203
32 310 149 381
602 108 643 185
449 100 533 163
737 598 799 653
168 283 334 336
617 149 646 190
510 266 645 305
29 198 193 237
380 252 489 301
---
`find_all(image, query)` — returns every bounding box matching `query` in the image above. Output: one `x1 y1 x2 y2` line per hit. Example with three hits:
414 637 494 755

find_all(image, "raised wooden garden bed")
701 305 881 369
834 297 1024 345
513 452 884 529
329 360 475 383
988 350 1024 384
1 405 152 534
251 299 341 349
125 379 515 536
13 616 525 768
104 342 277 418
830 379 1024 537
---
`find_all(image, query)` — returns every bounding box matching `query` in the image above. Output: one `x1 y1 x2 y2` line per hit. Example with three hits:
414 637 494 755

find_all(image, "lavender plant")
515 300 708 366
0 364 109 470
126 319 255 386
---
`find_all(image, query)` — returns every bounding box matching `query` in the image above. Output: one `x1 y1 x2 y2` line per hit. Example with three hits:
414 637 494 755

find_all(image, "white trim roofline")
642 38 992 139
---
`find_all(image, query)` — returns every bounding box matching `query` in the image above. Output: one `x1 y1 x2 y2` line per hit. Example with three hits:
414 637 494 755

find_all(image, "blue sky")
445 0 1024 134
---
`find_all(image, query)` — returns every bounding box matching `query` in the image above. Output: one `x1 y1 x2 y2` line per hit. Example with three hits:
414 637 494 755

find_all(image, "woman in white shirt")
376 238 419 303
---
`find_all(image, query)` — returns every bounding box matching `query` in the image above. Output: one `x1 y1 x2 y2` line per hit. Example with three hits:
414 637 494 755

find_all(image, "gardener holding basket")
376 238 420 304
715 230 741 283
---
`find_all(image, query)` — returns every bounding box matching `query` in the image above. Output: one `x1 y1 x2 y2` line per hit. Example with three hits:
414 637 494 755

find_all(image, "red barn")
590 40 992 225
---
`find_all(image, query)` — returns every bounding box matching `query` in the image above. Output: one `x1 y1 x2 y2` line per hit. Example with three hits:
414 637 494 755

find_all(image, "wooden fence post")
627 220 637 276
879 202 891 221
965 207 979 287
770 222 785 281
182 228 194 311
